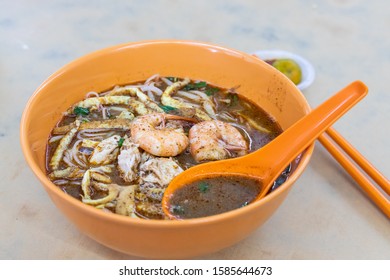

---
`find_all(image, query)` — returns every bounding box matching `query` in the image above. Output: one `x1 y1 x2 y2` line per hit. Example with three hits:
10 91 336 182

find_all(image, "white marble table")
1 0 389 259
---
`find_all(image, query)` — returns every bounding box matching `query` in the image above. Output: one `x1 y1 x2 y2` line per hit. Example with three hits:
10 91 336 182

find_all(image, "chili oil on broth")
45 75 288 220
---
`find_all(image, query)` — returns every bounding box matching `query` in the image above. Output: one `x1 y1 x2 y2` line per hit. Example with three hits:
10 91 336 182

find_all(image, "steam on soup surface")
46 75 289 219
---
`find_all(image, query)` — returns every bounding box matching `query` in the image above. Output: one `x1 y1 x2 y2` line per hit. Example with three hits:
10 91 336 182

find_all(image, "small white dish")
251 49 315 90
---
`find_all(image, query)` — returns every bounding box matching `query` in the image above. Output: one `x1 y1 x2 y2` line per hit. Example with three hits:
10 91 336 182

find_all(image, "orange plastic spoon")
162 81 368 219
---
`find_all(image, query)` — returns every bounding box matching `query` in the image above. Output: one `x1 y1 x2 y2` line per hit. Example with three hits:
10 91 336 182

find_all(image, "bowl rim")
20 39 314 228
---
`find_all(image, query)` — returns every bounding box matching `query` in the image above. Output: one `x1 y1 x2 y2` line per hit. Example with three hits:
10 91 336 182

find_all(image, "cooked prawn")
130 113 193 157
189 120 248 162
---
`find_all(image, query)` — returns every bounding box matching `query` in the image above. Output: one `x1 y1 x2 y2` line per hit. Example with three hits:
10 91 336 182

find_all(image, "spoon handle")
256 81 368 197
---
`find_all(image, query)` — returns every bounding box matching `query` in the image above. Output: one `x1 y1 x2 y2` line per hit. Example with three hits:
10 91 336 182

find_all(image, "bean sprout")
160 77 173 86
217 111 237 122
230 123 253 151
108 106 128 112
145 74 160 85
53 179 69 185
86 91 99 98
63 150 76 167
177 91 202 102
141 83 163 95
49 135 64 143
147 90 155 101
189 90 210 100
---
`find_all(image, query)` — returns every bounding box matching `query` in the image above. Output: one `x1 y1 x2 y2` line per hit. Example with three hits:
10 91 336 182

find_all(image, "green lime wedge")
272 59 302 85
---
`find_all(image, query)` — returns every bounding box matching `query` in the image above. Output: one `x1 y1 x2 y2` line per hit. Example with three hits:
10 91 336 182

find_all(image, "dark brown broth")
45 77 292 219
169 176 261 219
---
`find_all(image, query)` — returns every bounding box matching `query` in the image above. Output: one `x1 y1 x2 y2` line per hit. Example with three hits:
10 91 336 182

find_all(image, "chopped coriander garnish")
73 106 90 116
117 137 125 148
106 109 114 119
229 94 239 106
81 118 90 123
283 164 292 174
241 201 249 207
195 81 207 88
275 175 287 186
171 205 185 214
167 77 178 82
184 81 207 91
159 104 177 113
205 86 219 96
198 182 210 193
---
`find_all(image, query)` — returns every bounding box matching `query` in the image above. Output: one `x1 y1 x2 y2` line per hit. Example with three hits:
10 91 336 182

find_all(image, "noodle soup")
46 75 288 219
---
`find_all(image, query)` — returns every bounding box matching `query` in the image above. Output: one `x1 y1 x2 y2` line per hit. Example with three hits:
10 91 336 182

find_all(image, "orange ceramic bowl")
20 40 314 259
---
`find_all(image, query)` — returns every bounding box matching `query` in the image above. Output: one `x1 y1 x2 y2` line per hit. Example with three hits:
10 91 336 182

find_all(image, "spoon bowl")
162 81 368 219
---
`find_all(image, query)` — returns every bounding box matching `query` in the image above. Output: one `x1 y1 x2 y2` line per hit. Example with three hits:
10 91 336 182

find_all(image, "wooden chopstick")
318 128 390 218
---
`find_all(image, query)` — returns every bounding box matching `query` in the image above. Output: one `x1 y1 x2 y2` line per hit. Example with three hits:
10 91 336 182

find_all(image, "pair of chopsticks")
318 127 390 218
